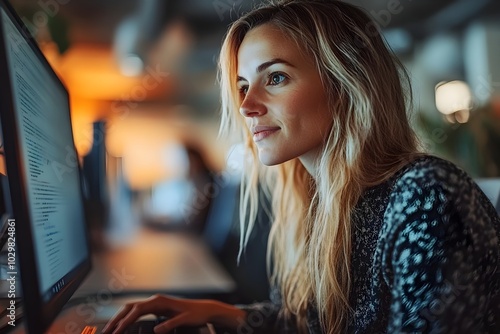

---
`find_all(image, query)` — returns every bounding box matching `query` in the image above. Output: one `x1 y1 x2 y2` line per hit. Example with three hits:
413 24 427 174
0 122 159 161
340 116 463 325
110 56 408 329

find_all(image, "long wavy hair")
218 0 422 332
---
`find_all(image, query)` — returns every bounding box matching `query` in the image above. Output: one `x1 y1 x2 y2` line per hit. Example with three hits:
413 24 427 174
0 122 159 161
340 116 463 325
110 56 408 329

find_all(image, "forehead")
237 23 310 74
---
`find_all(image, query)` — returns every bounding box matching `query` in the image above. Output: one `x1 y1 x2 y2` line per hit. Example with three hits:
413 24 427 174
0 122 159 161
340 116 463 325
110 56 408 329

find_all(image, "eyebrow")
237 58 294 83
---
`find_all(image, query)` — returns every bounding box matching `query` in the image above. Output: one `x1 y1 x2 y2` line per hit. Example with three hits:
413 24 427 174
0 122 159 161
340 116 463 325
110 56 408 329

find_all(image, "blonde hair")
218 0 422 332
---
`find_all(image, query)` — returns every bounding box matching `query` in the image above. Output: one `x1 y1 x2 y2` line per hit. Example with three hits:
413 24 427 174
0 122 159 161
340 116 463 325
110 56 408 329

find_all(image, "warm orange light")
59 44 141 100
72 118 93 158
55 44 174 101
104 110 189 189
69 99 107 157
122 141 188 190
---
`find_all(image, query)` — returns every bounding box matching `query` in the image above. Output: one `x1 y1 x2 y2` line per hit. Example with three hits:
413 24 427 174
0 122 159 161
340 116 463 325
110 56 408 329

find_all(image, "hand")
101 294 246 334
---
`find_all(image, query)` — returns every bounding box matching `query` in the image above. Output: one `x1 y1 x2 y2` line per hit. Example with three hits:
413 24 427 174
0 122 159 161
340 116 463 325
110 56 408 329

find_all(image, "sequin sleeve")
232 286 297 333
382 159 500 333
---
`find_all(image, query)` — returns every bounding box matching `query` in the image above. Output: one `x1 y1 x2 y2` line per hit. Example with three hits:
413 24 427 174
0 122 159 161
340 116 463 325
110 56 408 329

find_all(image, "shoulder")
362 155 475 214
380 154 500 275
377 156 500 332
388 155 498 221
381 155 463 232
392 154 469 193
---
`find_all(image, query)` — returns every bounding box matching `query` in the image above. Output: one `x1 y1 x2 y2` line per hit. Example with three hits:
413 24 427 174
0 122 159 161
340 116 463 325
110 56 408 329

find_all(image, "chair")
202 175 271 304
475 178 500 213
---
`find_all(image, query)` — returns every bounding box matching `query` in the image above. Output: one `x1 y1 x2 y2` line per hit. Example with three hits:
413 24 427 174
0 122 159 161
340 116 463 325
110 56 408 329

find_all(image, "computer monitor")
0 1 91 333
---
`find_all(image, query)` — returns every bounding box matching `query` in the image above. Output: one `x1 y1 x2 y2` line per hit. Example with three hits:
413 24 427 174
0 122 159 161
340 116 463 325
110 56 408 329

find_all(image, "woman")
103 0 500 333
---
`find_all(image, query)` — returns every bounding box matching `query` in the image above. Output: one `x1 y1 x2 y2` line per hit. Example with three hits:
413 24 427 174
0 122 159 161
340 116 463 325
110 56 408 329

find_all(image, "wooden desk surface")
77 227 236 296
9 227 235 334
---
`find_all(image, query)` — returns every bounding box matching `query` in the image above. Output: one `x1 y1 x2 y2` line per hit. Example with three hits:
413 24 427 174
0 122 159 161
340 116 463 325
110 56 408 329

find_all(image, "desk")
77 228 235 295
9 227 235 334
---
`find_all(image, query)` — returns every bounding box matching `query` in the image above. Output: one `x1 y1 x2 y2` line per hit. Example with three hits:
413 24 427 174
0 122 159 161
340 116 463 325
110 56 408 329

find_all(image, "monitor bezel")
0 1 92 333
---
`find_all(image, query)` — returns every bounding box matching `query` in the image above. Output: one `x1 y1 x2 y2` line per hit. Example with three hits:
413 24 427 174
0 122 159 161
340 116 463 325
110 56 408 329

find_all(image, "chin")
258 151 292 166
259 159 280 166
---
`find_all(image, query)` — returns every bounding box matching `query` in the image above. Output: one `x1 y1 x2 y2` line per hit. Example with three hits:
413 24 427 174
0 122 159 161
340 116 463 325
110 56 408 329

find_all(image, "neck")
299 148 322 179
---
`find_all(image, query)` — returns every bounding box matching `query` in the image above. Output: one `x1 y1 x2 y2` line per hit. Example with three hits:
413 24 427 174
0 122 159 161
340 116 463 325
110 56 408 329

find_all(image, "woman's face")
237 23 333 169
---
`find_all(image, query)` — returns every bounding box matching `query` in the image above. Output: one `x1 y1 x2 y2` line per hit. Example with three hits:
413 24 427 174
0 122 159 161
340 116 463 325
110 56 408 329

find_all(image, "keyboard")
82 319 168 334
82 318 208 334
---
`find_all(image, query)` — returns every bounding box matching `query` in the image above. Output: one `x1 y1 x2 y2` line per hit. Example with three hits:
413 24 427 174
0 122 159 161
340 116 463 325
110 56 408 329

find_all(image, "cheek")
274 86 331 132
278 89 304 118
308 87 331 122
303 95 332 137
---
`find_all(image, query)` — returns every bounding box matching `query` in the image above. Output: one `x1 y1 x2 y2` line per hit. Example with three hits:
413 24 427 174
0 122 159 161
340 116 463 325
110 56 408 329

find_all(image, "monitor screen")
0 1 91 333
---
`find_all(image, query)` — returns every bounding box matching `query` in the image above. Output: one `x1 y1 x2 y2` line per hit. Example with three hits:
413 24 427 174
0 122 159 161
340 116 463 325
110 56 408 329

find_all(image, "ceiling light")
435 80 472 115
119 54 144 77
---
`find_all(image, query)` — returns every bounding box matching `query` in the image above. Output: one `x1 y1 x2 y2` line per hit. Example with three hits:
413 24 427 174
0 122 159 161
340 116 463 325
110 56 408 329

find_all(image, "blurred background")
7 0 500 303
10 0 500 184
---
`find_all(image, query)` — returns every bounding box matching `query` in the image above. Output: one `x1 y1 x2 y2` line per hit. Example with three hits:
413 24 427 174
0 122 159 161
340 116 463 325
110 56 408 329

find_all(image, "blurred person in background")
183 146 215 234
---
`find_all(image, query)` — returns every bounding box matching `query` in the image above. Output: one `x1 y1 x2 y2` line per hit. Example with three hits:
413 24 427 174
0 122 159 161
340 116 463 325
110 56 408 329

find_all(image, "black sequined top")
236 155 500 333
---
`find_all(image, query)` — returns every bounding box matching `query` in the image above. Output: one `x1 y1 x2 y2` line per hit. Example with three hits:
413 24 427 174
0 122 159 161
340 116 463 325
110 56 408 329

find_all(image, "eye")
238 85 248 96
268 72 287 86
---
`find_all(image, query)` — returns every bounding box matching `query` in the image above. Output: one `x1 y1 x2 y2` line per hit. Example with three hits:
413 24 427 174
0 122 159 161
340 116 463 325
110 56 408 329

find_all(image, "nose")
239 86 267 118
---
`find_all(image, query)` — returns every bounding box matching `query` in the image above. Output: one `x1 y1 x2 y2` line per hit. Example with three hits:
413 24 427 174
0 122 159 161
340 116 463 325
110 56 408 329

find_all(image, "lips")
251 125 280 142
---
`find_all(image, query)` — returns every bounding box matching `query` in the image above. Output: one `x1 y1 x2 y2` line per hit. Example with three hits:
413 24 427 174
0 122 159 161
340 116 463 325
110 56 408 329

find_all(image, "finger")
102 304 134 333
103 296 178 334
111 304 149 334
154 313 190 334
